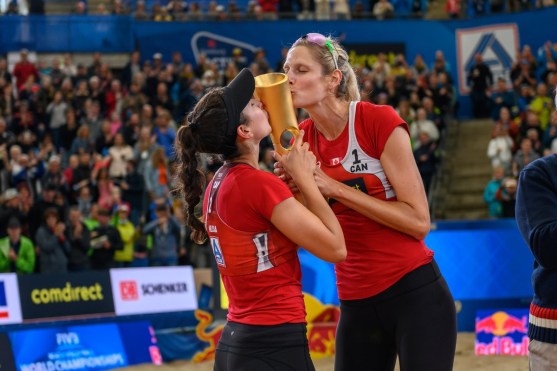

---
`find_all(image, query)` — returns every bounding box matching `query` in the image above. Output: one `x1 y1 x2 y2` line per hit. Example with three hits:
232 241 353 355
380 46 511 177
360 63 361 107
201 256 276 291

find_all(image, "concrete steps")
432 118 494 221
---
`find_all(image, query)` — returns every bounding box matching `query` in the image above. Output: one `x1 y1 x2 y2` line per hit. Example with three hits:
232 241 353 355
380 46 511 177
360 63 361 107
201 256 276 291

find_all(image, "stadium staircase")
430 119 493 220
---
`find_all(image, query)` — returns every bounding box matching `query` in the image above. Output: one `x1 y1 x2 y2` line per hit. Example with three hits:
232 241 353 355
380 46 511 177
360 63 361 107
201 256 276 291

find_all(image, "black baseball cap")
221 68 255 143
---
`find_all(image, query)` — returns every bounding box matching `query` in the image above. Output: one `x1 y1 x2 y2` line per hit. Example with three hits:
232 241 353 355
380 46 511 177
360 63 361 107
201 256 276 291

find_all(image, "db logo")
120 281 139 301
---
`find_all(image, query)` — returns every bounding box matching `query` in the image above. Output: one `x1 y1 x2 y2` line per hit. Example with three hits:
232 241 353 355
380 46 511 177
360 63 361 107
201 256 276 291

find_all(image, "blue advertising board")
8 321 161 370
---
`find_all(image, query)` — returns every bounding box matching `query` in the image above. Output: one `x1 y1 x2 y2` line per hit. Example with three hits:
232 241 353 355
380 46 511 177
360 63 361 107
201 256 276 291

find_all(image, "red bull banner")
475 309 529 356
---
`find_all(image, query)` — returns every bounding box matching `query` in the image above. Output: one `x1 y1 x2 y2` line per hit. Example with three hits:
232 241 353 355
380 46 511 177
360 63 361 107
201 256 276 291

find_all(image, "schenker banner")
110 266 198 316
17 272 115 321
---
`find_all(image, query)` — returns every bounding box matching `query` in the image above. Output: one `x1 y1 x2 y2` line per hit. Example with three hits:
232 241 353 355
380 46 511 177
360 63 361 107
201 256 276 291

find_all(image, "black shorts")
214 321 315 371
335 260 457 371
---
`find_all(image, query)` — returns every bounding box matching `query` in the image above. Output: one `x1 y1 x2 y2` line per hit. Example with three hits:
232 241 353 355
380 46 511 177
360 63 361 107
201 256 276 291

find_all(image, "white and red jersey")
300 101 433 300
203 163 305 325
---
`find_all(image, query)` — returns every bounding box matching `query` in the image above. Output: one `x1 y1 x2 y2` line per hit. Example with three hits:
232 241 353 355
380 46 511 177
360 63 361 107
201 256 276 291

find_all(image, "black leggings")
214 321 315 371
334 261 457 371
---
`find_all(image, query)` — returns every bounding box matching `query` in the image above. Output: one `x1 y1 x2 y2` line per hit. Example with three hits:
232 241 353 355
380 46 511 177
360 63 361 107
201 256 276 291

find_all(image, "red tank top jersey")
300 101 434 300
203 163 305 325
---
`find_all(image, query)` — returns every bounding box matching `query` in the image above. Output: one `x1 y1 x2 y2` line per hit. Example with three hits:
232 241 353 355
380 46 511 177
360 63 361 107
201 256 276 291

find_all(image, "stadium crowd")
483 41 557 219
3 37 554 273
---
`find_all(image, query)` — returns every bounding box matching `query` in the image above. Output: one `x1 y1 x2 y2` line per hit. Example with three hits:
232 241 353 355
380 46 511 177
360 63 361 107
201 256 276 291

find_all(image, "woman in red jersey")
279 33 457 371
174 68 346 371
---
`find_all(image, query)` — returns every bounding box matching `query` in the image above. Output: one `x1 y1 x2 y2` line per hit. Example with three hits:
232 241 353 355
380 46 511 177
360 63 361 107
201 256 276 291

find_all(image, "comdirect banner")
8 321 162 371
17 272 114 321
110 266 198 316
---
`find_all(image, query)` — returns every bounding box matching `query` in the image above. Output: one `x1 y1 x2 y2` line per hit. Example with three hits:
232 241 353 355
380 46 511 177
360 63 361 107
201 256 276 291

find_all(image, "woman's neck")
227 150 260 169
308 100 350 141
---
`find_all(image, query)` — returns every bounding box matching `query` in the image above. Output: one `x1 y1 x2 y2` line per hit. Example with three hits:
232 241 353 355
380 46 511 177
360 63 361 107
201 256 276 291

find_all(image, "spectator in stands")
96 3 110 15
0 217 35 273
113 203 136 267
95 119 115 155
526 127 544 156
371 53 391 90
69 125 93 155
35 207 70 273
0 58 12 84
483 166 505 218
496 176 517 218
490 77 517 121
410 107 440 150
513 137 541 176
112 0 128 15
529 82 553 131
74 1 87 14
445 0 460 18
120 159 145 225
108 133 134 180
76 185 93 218
92 166 114 210
493 106 520 145
12 49 40 91
153 110 176 159
65 206 90 271
413 131 438 195
431 50 452 78
373 0 394 19
332 0 351 19
467 53 493 118
122 82 148 118
254 48 272 74
540 61 557 86
42 155 67 193
315 0 331 19
512 58 537 91
487 123 514 173
142 202 182 266
89 207 122 270
60 108 79 154
0 188 27 238
545 111 557 151
46 91 68 150
144 147 170 200
520 108 544 142
133 0 150 20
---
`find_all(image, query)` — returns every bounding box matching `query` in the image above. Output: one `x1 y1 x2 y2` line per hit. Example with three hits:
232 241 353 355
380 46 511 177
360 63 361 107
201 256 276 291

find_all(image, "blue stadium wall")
0 8 554 117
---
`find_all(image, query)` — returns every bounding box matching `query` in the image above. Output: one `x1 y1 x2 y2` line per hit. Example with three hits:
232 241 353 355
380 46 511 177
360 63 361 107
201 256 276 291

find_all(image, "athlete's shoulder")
357 101 401 121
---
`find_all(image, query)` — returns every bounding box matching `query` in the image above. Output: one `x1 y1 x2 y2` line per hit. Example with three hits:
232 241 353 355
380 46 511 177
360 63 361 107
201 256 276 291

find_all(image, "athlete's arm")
314 126 430 240
271 132 346 263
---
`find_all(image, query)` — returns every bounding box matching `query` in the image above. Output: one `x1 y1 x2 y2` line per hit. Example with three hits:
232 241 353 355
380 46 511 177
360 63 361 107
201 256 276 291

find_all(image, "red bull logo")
475 309 529 356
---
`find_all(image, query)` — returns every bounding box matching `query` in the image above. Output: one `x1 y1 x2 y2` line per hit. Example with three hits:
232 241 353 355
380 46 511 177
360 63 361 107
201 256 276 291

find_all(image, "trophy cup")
254 73 299 155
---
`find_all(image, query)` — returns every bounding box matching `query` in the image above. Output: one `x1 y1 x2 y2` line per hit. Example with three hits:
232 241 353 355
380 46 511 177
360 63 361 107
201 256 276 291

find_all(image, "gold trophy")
254 73 299 155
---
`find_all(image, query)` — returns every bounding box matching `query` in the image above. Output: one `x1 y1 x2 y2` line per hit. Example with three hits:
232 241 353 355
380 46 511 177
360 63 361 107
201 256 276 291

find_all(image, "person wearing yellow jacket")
113 204 136 267
0 218 35 273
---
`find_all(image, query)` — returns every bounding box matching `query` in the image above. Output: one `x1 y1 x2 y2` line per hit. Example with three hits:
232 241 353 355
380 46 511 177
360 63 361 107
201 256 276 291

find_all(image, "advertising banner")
110 266 198 316
475 308 529 356
8 321 162 370
17 272 114 321
0 273 23 325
